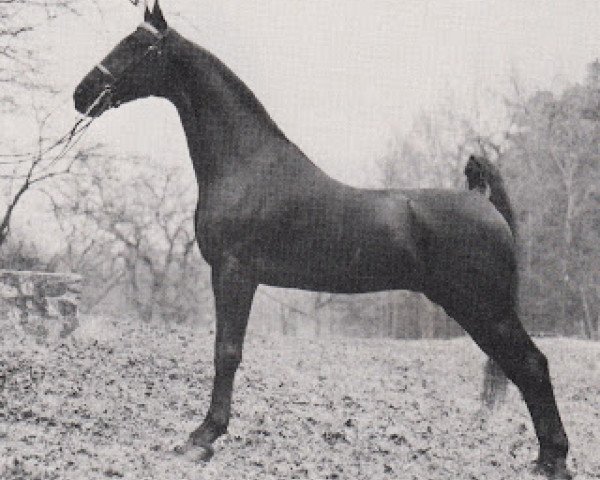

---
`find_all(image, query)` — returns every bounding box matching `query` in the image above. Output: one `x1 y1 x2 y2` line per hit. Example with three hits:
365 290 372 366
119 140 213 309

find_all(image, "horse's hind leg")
176 258 256 461
460 310 571 479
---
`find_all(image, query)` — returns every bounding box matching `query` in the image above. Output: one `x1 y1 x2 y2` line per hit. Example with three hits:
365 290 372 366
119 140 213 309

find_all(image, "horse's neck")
163 32 287 184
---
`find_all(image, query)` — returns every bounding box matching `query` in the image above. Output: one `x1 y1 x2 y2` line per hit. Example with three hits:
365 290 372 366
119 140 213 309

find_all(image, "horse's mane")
464 154 517 237
171 32 285 138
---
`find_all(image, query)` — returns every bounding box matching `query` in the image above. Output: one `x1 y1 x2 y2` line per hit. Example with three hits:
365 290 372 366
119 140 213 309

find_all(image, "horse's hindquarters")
409 193 517 316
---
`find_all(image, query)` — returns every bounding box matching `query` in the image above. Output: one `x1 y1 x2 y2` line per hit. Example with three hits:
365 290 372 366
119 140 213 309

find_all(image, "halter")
91 22 169 111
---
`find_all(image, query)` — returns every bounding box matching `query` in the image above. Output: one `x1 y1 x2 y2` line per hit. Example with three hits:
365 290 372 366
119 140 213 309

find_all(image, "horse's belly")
253 240 424 294
260 271 420 294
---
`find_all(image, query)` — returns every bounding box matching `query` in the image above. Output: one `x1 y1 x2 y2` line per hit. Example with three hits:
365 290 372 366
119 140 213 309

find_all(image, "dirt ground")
1 315 599 479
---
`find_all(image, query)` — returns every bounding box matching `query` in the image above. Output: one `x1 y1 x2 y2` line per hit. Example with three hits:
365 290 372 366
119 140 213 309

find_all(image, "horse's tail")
464 154 515 409
464 154 517 238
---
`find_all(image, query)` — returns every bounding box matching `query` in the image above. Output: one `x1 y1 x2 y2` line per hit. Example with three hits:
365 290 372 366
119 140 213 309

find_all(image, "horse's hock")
0 269 82 343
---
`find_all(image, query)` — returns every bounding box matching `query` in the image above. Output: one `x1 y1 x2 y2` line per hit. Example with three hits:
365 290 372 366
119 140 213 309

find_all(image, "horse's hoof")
173 441 214 462
532 459 573 480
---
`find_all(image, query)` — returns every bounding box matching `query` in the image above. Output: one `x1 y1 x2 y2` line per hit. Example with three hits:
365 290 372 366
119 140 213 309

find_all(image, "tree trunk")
580 286 595 340
561 172 575 335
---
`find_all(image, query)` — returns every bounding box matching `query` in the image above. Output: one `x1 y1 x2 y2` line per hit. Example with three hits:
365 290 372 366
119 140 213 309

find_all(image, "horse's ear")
151 0 168 31
144 4 152 22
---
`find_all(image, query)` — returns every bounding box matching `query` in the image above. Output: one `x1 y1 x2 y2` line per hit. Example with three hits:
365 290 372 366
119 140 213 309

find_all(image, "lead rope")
0 86 110 169
46 87 112 165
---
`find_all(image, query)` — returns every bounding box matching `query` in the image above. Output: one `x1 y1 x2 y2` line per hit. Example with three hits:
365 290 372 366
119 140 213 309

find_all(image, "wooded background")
2 1 599 340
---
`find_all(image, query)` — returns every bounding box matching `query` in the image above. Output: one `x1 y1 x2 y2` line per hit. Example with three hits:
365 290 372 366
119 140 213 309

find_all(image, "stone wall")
0 269 82 344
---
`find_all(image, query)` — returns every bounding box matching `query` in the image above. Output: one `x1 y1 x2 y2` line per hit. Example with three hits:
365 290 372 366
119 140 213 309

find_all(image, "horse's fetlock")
191 417 228 445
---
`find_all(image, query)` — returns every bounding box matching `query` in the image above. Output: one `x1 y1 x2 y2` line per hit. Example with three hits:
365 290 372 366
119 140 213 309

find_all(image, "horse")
72 4 571 478
464 154 516 409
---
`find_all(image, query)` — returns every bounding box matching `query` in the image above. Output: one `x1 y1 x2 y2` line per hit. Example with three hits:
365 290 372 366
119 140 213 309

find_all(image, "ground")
1 315 599 480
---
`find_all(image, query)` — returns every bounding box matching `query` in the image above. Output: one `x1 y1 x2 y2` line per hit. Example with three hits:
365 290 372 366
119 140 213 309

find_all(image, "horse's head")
73 2 170 117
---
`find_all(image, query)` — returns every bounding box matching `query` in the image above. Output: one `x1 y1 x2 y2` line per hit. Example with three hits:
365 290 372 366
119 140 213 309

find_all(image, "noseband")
90 22 168 111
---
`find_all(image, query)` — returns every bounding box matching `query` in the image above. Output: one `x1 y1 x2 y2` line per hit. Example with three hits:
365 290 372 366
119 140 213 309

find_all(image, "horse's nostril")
73 91 88 114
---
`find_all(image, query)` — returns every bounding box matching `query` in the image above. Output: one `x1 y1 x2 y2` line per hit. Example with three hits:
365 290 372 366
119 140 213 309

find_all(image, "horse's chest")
193 186 274 262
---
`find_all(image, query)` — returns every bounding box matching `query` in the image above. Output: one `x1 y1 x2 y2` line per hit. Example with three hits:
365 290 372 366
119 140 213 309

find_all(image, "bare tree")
0 0 96 248
379 99 504 191
502 72 600 335
0 0 84 97
0 108 93 247
53 155 212 322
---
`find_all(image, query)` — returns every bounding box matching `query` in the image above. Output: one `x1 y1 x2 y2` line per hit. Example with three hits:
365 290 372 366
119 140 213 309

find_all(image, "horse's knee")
215 342 243 373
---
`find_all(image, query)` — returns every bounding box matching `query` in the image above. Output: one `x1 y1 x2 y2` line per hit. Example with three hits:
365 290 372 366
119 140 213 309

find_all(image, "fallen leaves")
1 314 598 479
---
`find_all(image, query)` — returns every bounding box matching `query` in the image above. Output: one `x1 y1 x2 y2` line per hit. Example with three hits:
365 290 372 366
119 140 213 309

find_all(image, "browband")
140 21 166 38
95 62 115 79
94 22 168 84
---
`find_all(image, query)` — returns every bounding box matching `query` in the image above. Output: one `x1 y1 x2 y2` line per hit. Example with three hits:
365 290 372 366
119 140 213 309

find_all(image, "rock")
0 269 83 344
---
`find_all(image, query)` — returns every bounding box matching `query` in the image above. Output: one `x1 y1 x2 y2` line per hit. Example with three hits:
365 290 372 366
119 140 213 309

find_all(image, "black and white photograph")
1 1 599 478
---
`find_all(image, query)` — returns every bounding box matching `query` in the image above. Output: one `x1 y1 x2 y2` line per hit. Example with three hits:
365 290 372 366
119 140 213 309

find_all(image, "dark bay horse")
73 4 570 478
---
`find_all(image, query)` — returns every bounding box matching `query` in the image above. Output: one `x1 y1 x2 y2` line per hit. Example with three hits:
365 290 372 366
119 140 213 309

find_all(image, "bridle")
89 21 169 113
26 22 169 164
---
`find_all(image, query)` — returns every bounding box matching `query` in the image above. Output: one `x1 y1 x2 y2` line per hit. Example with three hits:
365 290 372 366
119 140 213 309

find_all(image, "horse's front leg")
176 259 256 461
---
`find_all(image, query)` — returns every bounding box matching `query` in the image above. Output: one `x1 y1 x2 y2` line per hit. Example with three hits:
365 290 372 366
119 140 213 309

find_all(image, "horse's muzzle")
73 73 113 117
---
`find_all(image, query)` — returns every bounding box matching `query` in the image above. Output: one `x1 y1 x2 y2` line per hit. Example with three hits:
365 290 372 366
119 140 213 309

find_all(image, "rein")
0 101 98 168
